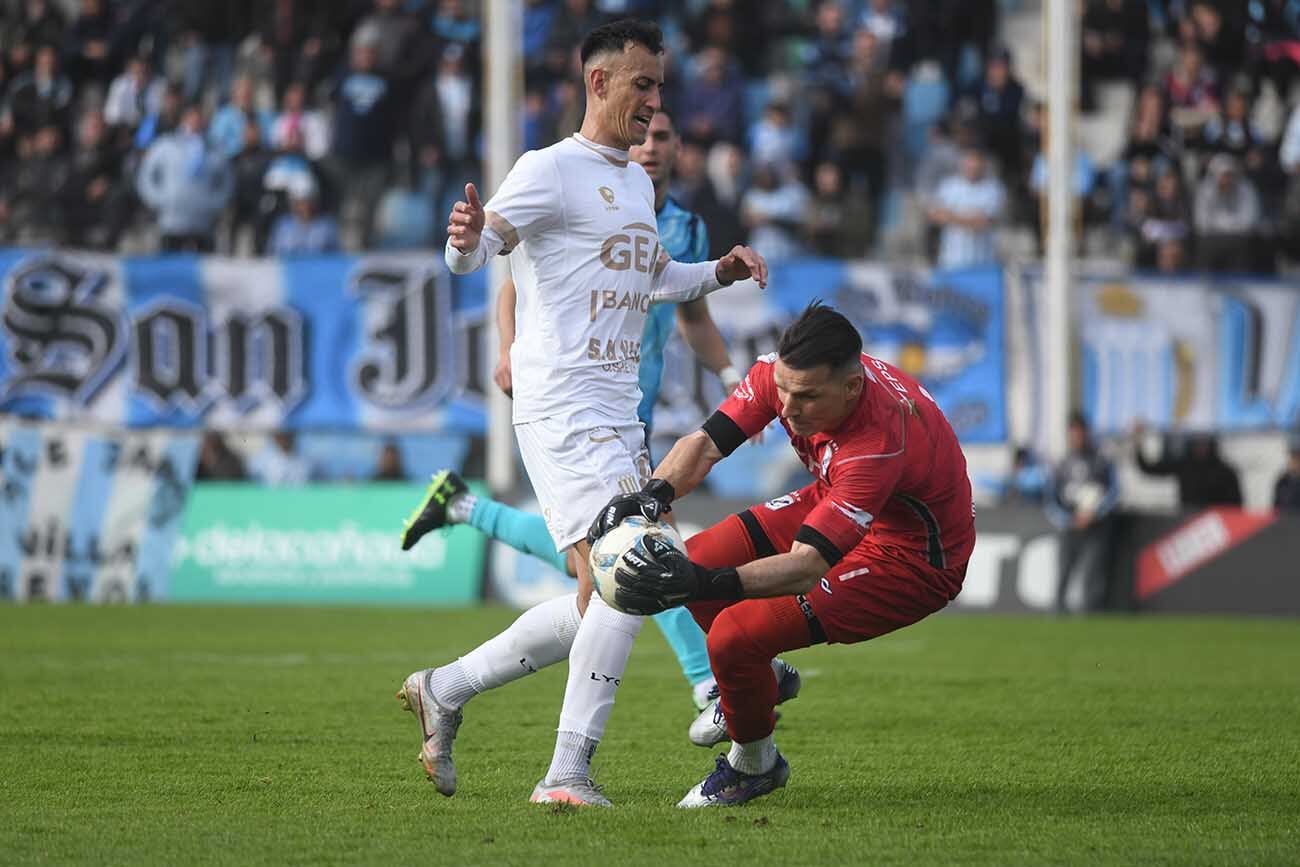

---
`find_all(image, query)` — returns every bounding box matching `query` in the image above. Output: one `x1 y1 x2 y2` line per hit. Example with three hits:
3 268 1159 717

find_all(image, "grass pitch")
1 606 1296 866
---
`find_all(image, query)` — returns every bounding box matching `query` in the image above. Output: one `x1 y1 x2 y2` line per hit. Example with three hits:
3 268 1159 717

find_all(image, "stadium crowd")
3 0 1300 272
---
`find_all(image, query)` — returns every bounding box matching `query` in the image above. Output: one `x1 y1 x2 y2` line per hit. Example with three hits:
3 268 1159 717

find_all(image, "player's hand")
715 245 768 289
611 535 742 615
493 350 513 397
447 183 485 253
586 479 676 546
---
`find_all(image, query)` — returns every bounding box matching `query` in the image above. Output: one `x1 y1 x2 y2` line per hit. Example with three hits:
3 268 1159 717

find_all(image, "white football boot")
397 669 463 796
528 778 613 808
688 658 801 747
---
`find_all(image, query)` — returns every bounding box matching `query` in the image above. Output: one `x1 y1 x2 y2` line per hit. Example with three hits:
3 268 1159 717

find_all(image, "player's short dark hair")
778 301 863 374
580 19 664 66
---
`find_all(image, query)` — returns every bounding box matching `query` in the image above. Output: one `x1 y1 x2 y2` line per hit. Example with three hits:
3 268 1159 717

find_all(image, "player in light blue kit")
402 108 740 711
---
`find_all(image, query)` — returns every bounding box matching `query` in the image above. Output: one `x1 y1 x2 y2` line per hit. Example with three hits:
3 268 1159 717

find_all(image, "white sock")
429 593 581 709
728 734 778 775
546 731 599 784
446 492 477 524
545 596 643 783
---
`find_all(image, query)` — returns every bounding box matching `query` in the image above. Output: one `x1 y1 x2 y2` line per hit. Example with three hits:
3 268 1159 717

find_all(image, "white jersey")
446 133 722 425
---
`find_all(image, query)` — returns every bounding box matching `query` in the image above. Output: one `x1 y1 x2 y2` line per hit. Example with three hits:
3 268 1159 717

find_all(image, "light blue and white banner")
0 418 199 602
1064 275 1300 435
0 250 488 432
651 261 1008 446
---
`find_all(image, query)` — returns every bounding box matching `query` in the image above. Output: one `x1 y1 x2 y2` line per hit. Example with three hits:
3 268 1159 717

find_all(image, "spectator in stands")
1273 440 1300 512
1164 41 1220 139
1201 87 1265 160
353 0 428 93
1133 166 1192 268
741 160 809 262
63 0 115 88
136 102 233 252
132 80 184 152
250 431 316 486
262 123 332 234
749 102 802 169
6 43 74 137
328 33 397 247
1278 99 1300 260
1194 153 1261 272
104 55 164 136
195 431 248 481
927 147 1005 268
228 119 273 253
209 75 272 160
1133 423 1244 507
830 29 905 225
959 47 1025 177
1047 411 1120 613
416 43 478 178
1187 0 1245 82
678 46 744 146
372 440 407 482
1081 0 1151 113
271 80 330 161
268 177 340 255
10 0 67 54
59 109 128 249
177 0 254 103
430 0 483 58
254 0 346 98
9 123 67 241
804 160 874 257
981 445 1048 505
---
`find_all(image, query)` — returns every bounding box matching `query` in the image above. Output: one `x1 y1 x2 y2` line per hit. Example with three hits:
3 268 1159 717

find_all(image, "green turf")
1 606 1296 865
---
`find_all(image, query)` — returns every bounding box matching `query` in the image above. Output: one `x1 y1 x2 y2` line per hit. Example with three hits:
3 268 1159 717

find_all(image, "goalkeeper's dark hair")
778 301 862 373
581 19 664 66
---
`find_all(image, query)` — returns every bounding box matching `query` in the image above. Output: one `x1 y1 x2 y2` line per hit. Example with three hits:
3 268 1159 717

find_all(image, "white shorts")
515 409 651 551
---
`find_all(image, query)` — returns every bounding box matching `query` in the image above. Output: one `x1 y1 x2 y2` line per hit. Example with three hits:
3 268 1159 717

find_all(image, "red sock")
707 597 812 743
685 514 756 633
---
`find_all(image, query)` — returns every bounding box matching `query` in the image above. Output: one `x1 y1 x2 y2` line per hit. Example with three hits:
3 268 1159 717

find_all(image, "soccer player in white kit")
396 19 768 806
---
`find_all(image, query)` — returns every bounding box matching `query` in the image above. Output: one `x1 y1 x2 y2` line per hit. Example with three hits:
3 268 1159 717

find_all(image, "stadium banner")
0 249 488 433
0 249 1003 441
0 417 198 603
652 262 1007 449
1020 269 1300 436
169 483 484 605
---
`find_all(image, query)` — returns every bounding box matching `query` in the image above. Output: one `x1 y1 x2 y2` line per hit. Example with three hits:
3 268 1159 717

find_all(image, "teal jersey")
638 196 710 427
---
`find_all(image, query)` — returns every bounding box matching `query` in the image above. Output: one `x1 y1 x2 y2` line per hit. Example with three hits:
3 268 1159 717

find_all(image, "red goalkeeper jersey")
703 352 976 571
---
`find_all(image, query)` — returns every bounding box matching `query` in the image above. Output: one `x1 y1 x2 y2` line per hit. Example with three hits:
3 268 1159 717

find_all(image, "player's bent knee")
705 607 764 674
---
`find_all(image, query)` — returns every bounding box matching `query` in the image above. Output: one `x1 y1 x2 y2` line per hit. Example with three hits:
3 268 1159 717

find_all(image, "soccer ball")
588 516 685 613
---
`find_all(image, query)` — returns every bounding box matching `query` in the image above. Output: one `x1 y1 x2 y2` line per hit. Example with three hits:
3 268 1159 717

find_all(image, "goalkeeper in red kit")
587 302 976 807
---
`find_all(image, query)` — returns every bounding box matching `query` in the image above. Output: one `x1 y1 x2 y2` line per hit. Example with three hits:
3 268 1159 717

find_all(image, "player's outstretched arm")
649 245 768 305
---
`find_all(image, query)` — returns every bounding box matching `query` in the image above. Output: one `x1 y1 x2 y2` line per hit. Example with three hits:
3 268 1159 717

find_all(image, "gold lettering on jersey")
586 337 641 369
588 289 654 321
600 224 661 275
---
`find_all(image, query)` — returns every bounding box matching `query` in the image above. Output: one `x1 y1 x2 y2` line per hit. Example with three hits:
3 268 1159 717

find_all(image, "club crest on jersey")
597 186 617 210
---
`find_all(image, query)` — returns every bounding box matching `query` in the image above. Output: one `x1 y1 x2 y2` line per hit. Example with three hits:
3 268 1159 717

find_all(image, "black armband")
794 525 845 567
702 410 747 457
